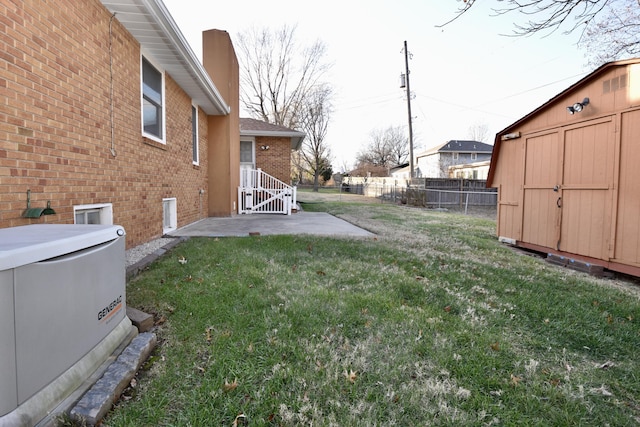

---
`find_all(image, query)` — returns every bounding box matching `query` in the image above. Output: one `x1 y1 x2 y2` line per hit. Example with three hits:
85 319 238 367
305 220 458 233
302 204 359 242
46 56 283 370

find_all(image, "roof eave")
101 0 230 116
241 130 306 150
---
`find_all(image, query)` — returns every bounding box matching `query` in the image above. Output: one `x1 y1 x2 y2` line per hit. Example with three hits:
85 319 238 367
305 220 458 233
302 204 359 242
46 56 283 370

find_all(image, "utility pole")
400 41 414 179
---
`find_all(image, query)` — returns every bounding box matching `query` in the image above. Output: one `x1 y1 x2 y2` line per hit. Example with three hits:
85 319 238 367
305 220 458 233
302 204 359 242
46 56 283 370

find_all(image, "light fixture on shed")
567 97 590 114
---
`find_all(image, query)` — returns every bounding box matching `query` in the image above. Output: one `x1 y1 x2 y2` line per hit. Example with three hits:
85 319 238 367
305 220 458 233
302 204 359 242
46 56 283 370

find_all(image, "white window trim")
163 198 177 234
471 152 478 160
240 138 256 166
73 203 113 225
192 103 199 165
141 53 166 144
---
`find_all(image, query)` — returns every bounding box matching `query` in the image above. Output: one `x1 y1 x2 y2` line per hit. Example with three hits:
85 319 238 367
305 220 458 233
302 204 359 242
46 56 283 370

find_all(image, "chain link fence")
332 177 497 218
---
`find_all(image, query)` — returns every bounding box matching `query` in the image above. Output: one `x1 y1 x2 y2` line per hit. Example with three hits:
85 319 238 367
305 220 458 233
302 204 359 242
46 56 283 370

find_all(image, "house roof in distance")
417 140 494 157
240 118 306 150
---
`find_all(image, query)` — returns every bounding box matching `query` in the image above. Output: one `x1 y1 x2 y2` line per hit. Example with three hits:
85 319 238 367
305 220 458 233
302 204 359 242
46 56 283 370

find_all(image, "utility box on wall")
0 224 135 426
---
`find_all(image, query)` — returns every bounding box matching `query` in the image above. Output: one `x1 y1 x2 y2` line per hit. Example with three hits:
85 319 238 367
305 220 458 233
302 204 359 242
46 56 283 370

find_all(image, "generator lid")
0 224 126 271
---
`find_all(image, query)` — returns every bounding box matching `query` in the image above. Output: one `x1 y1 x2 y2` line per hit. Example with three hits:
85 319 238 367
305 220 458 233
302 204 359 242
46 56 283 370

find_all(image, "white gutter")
101 0 231 115
143 0 230 115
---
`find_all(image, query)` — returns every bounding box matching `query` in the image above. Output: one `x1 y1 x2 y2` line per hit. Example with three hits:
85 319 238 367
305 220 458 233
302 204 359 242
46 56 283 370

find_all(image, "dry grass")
104 195 640 426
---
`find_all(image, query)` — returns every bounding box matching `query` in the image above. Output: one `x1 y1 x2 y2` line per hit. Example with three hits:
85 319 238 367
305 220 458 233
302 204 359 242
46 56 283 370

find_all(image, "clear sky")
162 0 590 171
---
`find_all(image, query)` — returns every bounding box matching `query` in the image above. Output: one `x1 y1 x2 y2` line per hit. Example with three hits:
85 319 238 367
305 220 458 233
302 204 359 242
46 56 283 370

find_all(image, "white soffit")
100 0 230 115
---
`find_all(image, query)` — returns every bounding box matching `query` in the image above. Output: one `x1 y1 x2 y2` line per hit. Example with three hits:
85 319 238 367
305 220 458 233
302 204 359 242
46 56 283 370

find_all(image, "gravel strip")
125 237 175 267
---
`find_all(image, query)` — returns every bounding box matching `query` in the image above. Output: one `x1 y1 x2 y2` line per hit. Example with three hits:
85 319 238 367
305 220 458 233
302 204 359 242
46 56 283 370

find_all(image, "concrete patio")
168 211 376 238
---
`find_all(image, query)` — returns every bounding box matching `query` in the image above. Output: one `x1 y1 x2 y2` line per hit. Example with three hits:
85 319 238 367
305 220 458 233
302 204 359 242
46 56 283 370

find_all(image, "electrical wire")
109 13 117 157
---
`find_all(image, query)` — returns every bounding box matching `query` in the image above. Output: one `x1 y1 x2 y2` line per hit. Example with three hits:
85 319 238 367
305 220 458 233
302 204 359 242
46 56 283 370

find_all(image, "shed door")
522 132 562 249
521 118 614 260
558 119 614 260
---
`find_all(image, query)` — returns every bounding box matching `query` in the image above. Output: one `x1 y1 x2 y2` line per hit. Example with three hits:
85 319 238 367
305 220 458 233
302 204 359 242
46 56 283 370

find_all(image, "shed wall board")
494 139 523 240
615 109 640 266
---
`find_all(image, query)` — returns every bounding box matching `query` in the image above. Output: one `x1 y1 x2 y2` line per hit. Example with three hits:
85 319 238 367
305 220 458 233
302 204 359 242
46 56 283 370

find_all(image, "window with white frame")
74 203 113 225
163 198 177 234
452 152 459 160
240 140 254 164
141 56 165 141
192 105 199 165
471 152 477 160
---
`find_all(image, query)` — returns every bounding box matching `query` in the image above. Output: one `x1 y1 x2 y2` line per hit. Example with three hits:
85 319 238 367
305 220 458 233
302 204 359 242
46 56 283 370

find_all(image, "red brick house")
239 117 305 184
1 0 240 248
237 118 304 215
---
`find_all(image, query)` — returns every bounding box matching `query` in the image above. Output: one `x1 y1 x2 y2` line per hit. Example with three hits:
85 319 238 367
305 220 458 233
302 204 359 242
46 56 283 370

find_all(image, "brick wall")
255 136 292 184
0 0 209 248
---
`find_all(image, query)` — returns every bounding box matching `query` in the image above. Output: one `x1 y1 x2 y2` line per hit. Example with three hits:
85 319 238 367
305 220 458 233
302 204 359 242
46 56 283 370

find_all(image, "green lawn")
103 199 640 426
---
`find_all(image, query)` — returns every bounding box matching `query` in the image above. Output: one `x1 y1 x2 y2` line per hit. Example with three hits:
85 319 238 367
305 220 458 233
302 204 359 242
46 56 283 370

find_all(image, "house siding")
203 29 240 217
255 136 291 184
0 0 209 248
416 152 491 178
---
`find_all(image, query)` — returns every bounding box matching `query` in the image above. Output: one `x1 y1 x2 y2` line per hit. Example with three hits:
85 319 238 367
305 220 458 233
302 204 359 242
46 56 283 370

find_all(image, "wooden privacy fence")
341 177 497 210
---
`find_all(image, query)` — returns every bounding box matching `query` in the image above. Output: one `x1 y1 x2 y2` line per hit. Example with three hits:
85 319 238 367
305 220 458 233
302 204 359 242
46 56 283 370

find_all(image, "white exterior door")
240 140 255 182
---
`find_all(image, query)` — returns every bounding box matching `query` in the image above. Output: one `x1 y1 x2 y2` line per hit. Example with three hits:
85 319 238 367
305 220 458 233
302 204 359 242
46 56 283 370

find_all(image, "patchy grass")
105 197 640 426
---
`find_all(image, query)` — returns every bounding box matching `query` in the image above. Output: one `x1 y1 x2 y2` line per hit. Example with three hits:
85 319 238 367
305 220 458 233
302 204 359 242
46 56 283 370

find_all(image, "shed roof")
100 0 230 116
417 140 493 157
487 58 640 187
240 118 306 150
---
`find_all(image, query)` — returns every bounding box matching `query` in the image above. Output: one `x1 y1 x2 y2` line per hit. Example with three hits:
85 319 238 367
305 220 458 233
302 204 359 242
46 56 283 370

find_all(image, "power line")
333 92 403 112
414 71 589 119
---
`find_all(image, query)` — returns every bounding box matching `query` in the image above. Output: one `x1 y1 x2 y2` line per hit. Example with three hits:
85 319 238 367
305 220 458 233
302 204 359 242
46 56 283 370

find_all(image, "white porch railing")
238 169 297 215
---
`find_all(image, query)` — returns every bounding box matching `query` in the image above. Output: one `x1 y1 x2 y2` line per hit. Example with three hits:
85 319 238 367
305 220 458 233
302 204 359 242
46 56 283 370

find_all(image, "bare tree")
581 2 640 66
356 126 409 171
440 0 640 65
235 25 331 129
467 123 490 143
297 85 333 191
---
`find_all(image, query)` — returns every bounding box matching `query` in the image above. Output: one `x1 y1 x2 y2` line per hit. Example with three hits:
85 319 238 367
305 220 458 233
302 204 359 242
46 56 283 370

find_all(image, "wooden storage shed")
487 58 640 276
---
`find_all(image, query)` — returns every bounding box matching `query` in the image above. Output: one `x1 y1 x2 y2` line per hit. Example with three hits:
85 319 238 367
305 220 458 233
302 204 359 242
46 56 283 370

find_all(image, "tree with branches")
356 126 409 173
580 2 640 66
467 123 490 143
235 25 331 129
296 84 334 191
442 0 640 65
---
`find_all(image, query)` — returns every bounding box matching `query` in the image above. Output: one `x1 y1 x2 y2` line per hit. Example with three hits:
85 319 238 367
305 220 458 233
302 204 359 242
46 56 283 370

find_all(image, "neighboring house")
487 58 640 277
415 140 493 178
448 160 491 180
389 163 411 180
239 118 305 185
1 0 240 249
